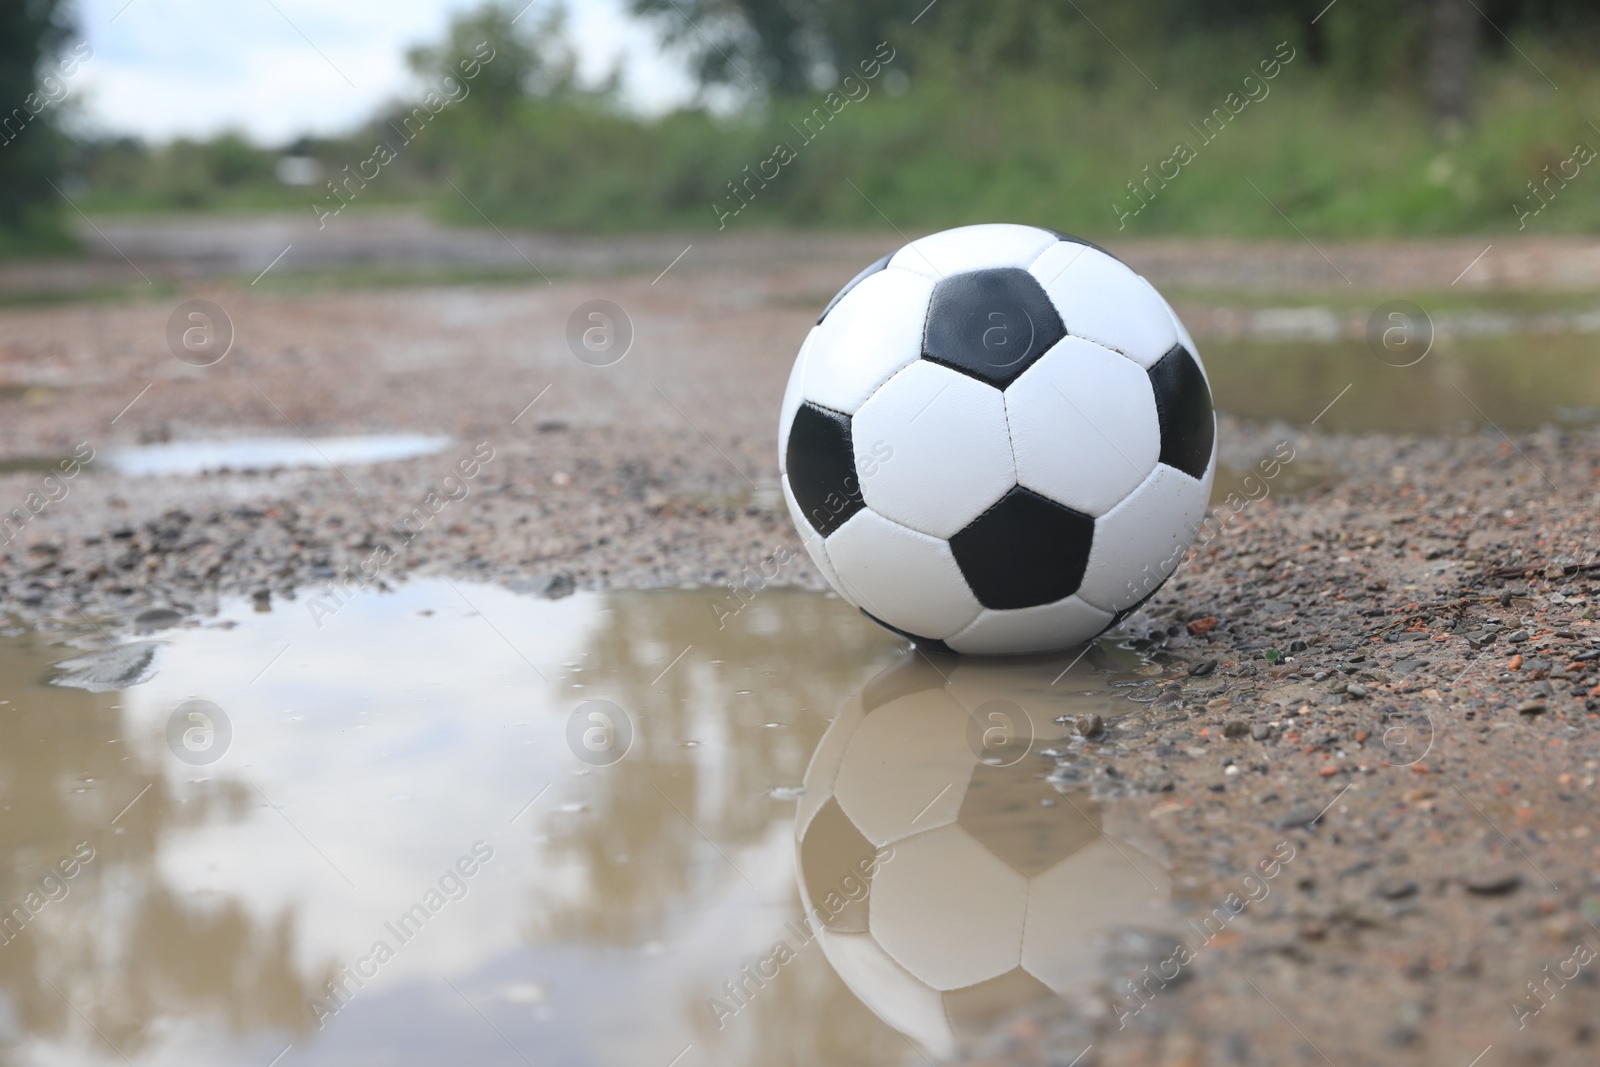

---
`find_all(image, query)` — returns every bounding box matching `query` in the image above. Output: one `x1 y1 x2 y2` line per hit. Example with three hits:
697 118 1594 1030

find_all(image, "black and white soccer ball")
779 223 1216 655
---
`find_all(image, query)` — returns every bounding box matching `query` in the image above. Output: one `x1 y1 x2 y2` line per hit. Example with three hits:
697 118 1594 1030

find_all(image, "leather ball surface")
779 223 1216 655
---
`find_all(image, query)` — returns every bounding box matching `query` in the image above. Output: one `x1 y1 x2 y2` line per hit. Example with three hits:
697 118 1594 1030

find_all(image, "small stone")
1346 684 1368 699
1223 720 1251 739
1313 671 1330 682
1187 616 1219 635
1288 638 1309 652
1516 700 1546 715
1251 723 1273 741
1188 658 1218 676
1076 714 1105 739
1273 805 1326 831
1378 879 1418 900
133 607 185 630
508 573 576 599
1463 870 1521 895
1507 629 1530 643
1545 564 1566 580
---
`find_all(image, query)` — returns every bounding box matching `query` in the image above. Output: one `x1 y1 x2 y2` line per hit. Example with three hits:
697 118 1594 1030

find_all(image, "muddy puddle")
0 582 1187 1066
1203 329 1600 435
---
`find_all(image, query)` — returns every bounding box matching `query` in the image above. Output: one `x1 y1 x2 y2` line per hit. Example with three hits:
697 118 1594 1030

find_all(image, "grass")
30 45 1600 246
411 53 1600 239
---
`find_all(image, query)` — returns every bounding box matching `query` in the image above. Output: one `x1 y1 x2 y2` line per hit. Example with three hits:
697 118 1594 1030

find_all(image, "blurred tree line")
4 0 1600 247
632 0 1594 128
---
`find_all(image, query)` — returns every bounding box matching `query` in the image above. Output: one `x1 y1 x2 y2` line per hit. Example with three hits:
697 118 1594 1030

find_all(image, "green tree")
405 0 581 121
629 0 1598 122
0 0 76 250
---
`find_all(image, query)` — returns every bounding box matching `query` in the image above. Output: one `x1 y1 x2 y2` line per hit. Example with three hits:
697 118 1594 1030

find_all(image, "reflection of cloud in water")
0 632 324 1064
0 583 921 1065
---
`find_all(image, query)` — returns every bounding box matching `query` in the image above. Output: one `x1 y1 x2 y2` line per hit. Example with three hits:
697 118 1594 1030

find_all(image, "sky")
68 0 699 144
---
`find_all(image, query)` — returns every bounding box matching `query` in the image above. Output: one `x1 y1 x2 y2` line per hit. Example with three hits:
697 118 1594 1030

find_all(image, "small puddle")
1205 331 1600 434
0 582 1178 1066
104 434 450 476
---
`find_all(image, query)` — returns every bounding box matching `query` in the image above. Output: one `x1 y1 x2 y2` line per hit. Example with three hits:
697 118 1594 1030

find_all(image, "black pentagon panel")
948 487 1095 610
1147 344 1215 480
817 250 896 324
786 402 864 537
958 759 1101 876
1040 229 1124 265
860 609 954 656
922 268 1065 387
798 797 877 933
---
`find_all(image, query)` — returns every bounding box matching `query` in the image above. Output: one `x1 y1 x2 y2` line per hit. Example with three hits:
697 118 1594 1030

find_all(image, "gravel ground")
2 225 1599 1064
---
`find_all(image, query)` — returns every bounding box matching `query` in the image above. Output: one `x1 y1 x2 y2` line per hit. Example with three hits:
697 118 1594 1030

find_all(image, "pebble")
132 607 186 630
1516 700 1546 715
1462 870 1522 896
1378 879 1418 900
1076 714 1105 739
1187 658 1218 676
1273 805 1327 830
1346 684 1369 699
1251 723 1273 741
507 573 577 599
1507 630 1530 643
1222 720 1250 739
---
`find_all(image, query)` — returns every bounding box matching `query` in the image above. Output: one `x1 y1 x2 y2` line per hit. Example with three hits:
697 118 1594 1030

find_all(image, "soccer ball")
779 224 1216 655
794 656 1170 1059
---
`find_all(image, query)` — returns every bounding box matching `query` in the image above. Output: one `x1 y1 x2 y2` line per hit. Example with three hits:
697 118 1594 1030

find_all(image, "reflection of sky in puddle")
1 582 1176 1065
104 434 451 476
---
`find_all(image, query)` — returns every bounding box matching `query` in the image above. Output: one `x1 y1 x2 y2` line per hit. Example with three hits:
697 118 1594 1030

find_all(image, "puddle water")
103 434 450 477
1204 332 1600 434
0 582 1175 1066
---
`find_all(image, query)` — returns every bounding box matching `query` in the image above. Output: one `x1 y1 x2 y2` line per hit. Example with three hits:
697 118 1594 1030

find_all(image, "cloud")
73 0 696 143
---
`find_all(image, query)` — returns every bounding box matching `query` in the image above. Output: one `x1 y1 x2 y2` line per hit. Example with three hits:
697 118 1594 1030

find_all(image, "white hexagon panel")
824 510 982 641
832 687 976 846
852 361 1016 539
1028 242 1178 368
1005 336 1160 518
801 267 936 416
1076 454 1215 614
868 825 1029 991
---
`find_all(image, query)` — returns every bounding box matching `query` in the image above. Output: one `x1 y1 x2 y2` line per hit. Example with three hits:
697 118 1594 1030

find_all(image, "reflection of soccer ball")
779 224 1216 655
795 657 1169 1060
